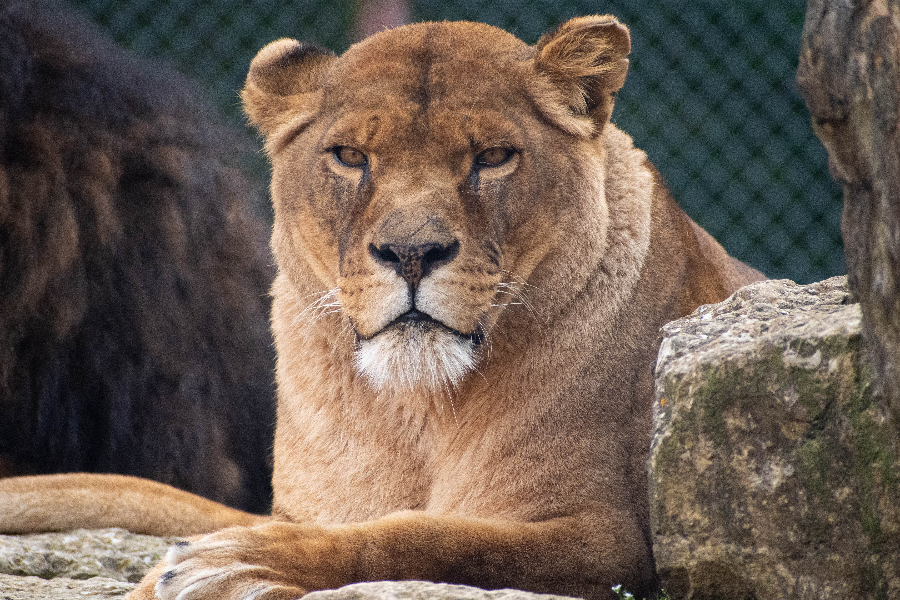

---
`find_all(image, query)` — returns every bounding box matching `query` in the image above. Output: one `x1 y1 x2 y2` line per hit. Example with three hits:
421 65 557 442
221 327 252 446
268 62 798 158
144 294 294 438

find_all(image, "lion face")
243 18 631 392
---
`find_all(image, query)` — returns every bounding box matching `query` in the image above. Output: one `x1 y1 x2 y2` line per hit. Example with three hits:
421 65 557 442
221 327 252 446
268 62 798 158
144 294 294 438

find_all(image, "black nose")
369 239 460 289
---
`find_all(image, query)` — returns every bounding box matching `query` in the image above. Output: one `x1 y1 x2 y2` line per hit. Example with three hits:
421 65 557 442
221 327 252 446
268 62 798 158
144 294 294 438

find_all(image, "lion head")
243 17 631 393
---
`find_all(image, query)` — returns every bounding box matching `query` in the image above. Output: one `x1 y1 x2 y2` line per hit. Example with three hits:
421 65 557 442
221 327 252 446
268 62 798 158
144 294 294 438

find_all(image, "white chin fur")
355 323 477 392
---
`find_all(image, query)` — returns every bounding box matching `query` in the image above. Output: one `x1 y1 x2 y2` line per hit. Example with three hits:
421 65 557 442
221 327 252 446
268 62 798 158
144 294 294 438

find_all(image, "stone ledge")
0 573 134 600
0 530 579 599
305 581 579 600
0 528 176 584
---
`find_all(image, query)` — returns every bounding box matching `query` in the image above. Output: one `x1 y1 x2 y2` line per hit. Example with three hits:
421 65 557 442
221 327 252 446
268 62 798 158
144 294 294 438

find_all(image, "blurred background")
64 0 843 284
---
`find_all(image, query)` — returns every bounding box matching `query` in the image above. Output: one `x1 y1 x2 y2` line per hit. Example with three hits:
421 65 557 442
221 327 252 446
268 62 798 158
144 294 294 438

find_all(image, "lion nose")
369 239 460 290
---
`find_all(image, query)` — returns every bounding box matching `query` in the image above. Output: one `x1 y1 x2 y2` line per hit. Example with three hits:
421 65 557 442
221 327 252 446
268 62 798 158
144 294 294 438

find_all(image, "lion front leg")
137 524 331 600
143 511 654 600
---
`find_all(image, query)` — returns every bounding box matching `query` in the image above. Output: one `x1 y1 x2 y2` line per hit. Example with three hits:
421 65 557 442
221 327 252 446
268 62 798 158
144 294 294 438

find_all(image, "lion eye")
333 146 368 167
475 146 515 168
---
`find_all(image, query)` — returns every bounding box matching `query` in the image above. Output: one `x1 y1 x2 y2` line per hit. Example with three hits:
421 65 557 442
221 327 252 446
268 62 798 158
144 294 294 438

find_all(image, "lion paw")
154 533 304 600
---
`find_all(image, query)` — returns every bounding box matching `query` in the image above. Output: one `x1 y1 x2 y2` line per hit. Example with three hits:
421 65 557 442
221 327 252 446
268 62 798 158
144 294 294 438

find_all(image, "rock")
0 573 134 599
0 527 164 598
650 277 900 599
305 581 578 600
0 528 176 583
798 0 900 436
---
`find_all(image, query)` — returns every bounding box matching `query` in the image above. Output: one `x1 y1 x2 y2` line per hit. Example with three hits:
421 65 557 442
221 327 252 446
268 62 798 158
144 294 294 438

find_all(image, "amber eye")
475 146 515 168
333 146 367 167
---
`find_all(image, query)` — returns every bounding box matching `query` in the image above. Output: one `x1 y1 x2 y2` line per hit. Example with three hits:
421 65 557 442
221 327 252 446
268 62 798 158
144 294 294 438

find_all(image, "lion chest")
271 380 439 524
269 344 622 526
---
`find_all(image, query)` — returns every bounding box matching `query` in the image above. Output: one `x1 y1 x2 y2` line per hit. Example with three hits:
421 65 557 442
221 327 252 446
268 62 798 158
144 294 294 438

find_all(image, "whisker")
494 280 538 318
448 392 459 428
296 288 339 301
290 288 343 334
499 269 539 291
436 377 460 428
331 320 356 357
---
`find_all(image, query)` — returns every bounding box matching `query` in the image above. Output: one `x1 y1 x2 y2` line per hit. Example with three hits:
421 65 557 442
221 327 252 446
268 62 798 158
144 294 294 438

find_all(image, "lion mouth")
394 309 444 328
363 309 485 347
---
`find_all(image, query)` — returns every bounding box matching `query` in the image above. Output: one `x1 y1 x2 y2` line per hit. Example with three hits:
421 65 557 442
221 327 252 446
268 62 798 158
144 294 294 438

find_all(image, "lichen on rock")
650 277 900 599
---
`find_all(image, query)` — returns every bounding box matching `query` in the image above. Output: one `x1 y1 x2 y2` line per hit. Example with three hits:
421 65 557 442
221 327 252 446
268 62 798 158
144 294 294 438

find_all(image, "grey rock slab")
0 528 176 583
305 581 580 600
0 573 133 599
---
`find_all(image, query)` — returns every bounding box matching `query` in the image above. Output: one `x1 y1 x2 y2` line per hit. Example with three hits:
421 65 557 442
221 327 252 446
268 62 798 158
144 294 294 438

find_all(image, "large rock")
798 0 900 436
650 277 900 599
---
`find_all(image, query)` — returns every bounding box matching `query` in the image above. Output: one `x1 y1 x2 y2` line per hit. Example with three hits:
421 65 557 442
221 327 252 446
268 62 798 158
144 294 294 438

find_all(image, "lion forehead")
323 24 534 117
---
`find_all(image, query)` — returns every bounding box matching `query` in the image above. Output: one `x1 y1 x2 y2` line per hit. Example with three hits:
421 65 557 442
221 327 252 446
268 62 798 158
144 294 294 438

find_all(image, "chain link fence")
66 0 842 284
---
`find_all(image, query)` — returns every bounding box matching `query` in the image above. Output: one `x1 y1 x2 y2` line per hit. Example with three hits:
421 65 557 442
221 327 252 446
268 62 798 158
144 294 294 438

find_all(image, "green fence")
66 0 843 284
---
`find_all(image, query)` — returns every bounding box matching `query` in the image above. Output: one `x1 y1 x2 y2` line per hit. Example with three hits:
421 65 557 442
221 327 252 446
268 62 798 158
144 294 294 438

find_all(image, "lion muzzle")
350 209 484 392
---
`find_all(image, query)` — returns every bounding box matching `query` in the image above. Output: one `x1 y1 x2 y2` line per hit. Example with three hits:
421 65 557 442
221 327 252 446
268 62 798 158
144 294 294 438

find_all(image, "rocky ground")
0 528 169 599
0 529 577 599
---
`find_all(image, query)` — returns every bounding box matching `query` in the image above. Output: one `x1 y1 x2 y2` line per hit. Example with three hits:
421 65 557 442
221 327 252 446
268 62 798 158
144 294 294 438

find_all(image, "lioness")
0 15 764 600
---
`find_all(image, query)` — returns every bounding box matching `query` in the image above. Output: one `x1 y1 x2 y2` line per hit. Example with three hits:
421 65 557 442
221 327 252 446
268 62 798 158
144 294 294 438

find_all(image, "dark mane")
0 0 275 513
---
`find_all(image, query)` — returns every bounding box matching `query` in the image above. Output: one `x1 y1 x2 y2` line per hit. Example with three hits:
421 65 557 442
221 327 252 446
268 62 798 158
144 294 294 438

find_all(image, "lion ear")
531 16 631 137
241 39 336 141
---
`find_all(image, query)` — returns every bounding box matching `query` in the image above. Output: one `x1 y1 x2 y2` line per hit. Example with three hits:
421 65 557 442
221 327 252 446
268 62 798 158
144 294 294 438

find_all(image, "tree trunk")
798 0 900 437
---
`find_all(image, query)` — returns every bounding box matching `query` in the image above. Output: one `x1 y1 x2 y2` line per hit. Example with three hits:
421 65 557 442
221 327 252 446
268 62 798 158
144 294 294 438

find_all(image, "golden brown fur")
0 15 765 600
0 0 275 511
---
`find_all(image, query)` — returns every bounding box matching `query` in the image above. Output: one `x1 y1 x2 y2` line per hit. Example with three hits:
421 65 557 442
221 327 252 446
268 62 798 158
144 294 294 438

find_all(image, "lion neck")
495 125 653 340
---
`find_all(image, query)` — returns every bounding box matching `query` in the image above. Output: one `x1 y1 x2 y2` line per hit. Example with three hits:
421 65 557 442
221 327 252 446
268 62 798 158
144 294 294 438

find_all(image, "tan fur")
0 16 765 600
0 474 266 536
